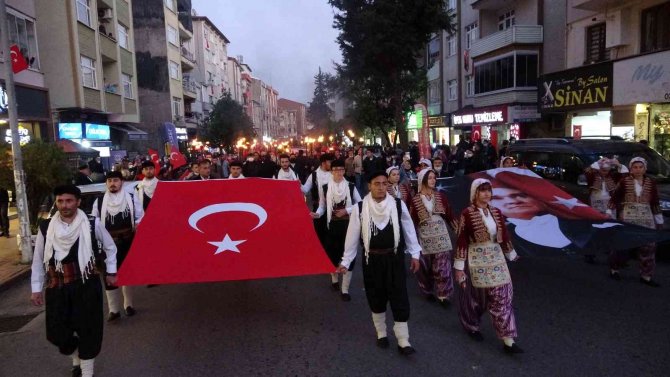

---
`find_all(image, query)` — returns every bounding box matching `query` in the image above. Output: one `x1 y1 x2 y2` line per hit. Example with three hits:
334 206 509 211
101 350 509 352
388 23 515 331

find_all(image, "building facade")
192 15 230 119
0 0 51 144
277 98 307 139
36 0 141 159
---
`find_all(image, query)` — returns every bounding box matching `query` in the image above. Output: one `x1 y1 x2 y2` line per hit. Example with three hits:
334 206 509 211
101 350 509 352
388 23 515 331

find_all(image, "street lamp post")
0 0 33 263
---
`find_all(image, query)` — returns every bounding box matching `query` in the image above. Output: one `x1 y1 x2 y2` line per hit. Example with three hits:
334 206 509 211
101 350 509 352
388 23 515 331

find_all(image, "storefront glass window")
571 111 611 138
650 104 670 159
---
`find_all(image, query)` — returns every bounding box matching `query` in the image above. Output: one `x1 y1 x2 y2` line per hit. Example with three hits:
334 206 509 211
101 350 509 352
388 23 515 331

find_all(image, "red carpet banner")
117 179 335 286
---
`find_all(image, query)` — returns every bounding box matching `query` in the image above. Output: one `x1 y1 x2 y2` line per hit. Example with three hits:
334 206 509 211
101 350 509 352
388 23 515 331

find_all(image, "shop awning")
110 124 148 140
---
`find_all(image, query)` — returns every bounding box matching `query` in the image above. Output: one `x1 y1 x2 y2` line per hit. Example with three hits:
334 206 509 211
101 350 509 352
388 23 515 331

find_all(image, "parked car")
49 182 139 217
507 138 670 232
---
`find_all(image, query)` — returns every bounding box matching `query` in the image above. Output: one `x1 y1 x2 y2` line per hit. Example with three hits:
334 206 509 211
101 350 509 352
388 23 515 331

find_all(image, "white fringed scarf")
43 209 95 280
325 178 352 227
361 194 400 264
101 190 135 230
137 177 158 209
276 168 298 181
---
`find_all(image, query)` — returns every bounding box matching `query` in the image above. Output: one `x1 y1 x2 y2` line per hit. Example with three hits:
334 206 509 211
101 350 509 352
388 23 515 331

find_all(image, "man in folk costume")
311 159 362 300
609 157 663 286
338 171 422 355
273 153 299 181
92 171 144 321
386 166 412 207
136 161 158 212
454 178 523 354
228 160 245 179
30 185 118 377
302 153 334 269
409 168 458 307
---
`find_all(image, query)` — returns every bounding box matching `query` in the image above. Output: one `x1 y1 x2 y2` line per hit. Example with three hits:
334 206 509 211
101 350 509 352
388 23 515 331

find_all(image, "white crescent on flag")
188 202 268 233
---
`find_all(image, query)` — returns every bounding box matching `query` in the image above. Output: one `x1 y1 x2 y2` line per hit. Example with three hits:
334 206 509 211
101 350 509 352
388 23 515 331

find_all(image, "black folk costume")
341 192 422 354
31 209 117 377
92 189 143 319
136 176 158 212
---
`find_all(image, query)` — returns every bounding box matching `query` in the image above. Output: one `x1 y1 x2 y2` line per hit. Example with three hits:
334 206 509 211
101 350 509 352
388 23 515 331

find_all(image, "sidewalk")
0 210 32 291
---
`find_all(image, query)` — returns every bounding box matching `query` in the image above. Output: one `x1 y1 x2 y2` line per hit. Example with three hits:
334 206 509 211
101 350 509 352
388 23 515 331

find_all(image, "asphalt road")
1 252 669 377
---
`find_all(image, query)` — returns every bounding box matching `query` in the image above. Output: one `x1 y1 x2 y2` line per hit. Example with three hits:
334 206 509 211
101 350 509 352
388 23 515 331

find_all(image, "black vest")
358 199 406 251
142 192 152 211
97 196 135 232
39 217 101 267
321 182 356 206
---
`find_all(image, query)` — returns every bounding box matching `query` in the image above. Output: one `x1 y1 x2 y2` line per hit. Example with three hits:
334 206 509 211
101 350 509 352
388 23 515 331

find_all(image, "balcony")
470 25 543 58
180 45 196 69
182 79 199 99
473 89 537 108
469 0 514 10
99 33 117 61
572 0 628 11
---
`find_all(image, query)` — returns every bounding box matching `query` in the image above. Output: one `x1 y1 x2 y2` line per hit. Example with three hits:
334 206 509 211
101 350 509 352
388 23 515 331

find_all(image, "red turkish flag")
148 148 161 171
117 179 335 285
169 144 187 169
10 45 28 74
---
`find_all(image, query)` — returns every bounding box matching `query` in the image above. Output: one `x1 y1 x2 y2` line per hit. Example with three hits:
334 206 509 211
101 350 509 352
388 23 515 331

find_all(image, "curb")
0 267 30 293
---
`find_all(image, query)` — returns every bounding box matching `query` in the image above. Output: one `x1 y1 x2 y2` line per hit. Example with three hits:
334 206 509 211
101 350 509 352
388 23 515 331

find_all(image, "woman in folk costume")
609 157 663 286
454 178 523 354
312 159 362 300
409 168 458 307
585 157 627 217
500 156 515 168
386 166 413 206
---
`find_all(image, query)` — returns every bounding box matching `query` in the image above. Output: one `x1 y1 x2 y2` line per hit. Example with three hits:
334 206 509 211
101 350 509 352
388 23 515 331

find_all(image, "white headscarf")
101 190 135 229
137 177 158 208
470 178 492 204
499 156 514 168
325 177 352 227
629 157 647 169
417 168 435 190
276 168 298 181
43 209 95 280
360 193 400 264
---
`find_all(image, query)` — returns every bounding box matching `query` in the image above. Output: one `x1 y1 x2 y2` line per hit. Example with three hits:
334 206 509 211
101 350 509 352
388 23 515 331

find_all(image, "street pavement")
1 251 669 377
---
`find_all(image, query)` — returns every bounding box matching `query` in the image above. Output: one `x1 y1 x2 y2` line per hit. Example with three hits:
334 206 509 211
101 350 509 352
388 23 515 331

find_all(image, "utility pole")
0 0 33 263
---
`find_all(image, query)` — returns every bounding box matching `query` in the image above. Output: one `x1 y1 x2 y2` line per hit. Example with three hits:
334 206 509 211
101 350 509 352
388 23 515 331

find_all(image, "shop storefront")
57 111 113 170
451 105 511 148
539 61 613 139
428 115 450 147
613 50 670 157
0 82 51 142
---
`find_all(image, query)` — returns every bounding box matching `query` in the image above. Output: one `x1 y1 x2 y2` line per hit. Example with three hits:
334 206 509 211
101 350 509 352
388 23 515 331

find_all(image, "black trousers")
362 252 410 322
325 220 355 270
0 202 8 233
45 277 103 360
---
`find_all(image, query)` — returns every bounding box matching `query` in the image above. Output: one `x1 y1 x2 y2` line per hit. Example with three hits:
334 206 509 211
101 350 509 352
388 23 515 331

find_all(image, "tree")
306 67 335 135
200 92 255 149
329 0 455 148
0 141 70 231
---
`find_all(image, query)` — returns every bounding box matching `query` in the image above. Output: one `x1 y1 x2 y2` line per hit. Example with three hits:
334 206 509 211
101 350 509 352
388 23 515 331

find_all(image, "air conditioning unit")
605 9 629 48
98 8 113 20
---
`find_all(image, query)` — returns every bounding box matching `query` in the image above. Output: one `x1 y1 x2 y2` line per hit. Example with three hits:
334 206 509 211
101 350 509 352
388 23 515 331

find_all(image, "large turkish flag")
117 179 335 285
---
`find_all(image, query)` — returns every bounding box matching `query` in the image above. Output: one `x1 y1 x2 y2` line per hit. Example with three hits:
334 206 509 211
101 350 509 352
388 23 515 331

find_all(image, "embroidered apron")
589 194 609 214
622 202 655 229
467 241 511 288
418 214 452 255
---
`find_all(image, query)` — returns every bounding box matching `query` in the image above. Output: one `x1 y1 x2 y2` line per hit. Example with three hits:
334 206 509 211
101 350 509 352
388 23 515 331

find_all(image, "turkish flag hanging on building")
117 179 334 285
169 144 187 169
10 45 28 74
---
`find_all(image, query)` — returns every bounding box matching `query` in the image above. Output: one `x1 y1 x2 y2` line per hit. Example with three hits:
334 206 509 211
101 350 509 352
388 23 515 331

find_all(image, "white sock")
503 337 515 347
72 354 81 367
371 312 387 339
341 271 353 294
330 273 338 284
641 276 651 282
393 322 411 348
105 289 122 313
80 358 94 377
122 286 134 308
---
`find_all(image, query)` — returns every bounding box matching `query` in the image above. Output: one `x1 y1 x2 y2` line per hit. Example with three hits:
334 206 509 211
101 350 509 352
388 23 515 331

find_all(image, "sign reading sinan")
539 62 613 112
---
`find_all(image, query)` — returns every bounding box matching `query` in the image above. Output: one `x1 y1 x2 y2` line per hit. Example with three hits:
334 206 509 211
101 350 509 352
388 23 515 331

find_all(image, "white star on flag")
552 196 588 210
208 234 246 255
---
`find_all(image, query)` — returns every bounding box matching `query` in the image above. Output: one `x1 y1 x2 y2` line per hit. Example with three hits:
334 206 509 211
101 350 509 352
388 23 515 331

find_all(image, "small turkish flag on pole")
169 144 187 169
10 45 28 74
148 148 161 171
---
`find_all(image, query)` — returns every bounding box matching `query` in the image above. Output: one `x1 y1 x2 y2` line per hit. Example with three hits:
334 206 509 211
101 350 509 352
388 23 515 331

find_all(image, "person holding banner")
409 168 458 307
609 157 663 286
454 178 523 354
386 166 412 206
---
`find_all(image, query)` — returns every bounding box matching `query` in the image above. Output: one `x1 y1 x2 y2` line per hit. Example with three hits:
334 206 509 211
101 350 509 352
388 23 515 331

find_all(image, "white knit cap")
419 158 432 168
629 157 647 169
470 178 492 203
417 168 434 189
386 166 399 176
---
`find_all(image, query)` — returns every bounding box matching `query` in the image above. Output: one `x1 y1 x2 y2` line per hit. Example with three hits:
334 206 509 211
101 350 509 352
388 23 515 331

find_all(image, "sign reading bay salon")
613 50 670 106
539 62 612 112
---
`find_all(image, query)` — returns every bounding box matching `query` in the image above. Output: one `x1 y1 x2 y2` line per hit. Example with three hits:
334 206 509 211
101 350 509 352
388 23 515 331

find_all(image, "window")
447 0 456 11
466 75 474 97
475 54 519 94
465 22 479 49
167 25 178 46
76 0 91 27
515 54 538 87
447 35 456 56
513 152 562 180
80 55 97 88
448 80 457 101
117 23 129 49
641 2 670 53
172 97 182 118
6 12 40 70
164 0 176 12
169 61 180 80
498 10 515 31
122 74 133 99
586 23 610 64
428 79 440 105
428 36 440 68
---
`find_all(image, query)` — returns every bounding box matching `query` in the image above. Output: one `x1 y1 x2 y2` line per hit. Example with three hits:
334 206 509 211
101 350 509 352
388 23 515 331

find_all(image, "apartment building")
0 0 51 143
540 0 670 157
192 15 230 122
132 0 193 149
36 0 141 154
